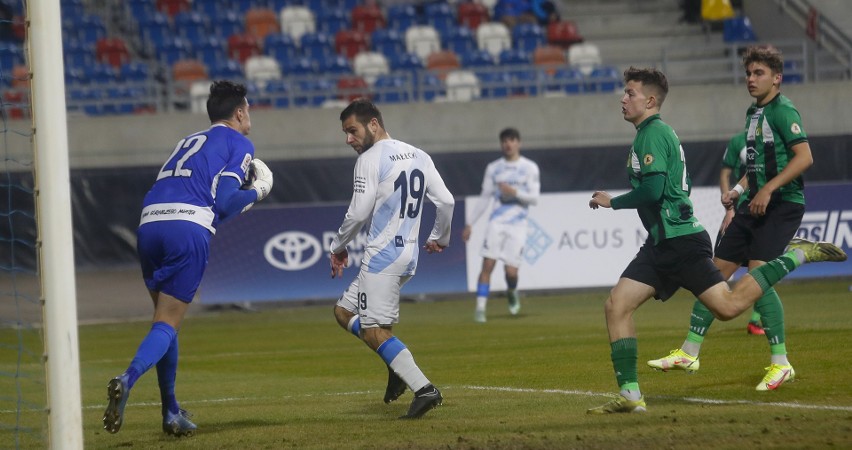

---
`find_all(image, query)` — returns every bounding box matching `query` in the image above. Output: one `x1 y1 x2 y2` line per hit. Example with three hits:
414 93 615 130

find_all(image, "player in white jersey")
330 99 455 419
463 128 540 322
102 81 273 436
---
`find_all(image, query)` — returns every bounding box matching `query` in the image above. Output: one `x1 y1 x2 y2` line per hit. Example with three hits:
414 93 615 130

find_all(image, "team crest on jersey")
791 123 802 134
241 153 252 174
643 154 654 166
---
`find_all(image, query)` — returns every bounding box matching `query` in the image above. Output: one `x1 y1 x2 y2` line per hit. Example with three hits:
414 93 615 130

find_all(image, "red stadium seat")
532 45 566 75
227 33 261 63
426 50 460 80
334 30 369 59
95 37 131 68
546 20 583 48
351 5 386 34
337 75 370 102
172 59 208 83
245 8 281 41
458 2 490 30
156 0 190 17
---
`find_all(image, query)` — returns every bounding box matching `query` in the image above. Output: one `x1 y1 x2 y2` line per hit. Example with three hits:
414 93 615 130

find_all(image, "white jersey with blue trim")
331 138 455 276
140 124 254 233
468 155 540 227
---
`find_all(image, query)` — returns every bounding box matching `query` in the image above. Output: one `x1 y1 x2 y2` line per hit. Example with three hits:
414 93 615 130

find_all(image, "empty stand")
386 4 418 32
245 55 282 88
227 33 261 63
426 50 461 78
156 0 191 17
353 51 390 85
567 42 601 76
546 20 583 48
172 58 208 83
532 45 566 75
280 6 316 43
405 25 441 62
476 22 511 59
445 69 480 101
512 23 545 52
96 37 131 68
351 4 385 34
371 28 405 58
458 2 490 30
334 29 369 59
246 8 281 41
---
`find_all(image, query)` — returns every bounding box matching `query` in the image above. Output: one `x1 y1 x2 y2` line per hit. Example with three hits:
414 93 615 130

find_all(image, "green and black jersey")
721 131 748 207
744 93 808 204
623 114 704 245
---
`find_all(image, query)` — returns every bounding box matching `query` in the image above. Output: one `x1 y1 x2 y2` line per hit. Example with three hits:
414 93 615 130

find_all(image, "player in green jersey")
648 46 812 391
585 66 846 414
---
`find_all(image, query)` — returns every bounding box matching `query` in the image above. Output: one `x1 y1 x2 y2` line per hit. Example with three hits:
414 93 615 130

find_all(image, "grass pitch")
6 278 852 449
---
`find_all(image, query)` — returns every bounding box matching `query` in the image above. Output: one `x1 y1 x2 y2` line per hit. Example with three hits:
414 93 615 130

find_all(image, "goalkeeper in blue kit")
102 80 274 436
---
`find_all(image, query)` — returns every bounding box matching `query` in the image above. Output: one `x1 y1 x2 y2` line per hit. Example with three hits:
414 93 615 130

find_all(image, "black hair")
339 98 384 129
207 80 248 123
623 66 669 106
499 127 520 141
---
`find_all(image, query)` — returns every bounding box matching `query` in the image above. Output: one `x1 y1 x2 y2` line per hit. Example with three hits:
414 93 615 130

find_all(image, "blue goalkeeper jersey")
140 124 254 233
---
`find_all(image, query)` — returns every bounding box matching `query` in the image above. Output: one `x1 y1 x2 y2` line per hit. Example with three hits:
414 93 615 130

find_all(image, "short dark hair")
207 80 247 123
623 66 669 106
742 45 784 74
499 127 520 141
339 98 384 128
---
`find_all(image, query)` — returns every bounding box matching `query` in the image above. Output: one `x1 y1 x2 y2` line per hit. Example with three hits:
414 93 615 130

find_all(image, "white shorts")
336 271 412 328
481 222 526 268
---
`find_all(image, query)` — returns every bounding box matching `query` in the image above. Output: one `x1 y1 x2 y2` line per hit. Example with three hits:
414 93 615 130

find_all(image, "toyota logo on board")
264 231 322 271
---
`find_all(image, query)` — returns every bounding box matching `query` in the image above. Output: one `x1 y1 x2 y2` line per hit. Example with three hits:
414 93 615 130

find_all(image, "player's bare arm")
748 142 813 217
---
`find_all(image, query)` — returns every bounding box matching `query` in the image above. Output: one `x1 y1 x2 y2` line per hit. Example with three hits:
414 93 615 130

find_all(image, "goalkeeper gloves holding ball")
248 158 273 201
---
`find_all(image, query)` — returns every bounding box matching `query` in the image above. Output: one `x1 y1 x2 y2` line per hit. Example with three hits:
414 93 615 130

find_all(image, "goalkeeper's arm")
216 177 258 222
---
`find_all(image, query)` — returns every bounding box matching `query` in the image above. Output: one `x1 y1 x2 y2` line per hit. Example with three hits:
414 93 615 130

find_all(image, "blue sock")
347 315 361 338
376 336 407 365
476 283 489 298
156 333 180 416
126 321 176 389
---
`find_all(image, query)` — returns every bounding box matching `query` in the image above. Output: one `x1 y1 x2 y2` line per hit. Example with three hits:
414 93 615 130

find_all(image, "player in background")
463 128 540 323
330 99 455 419
648 46 811 391
103 81 274 436
586 66 845 414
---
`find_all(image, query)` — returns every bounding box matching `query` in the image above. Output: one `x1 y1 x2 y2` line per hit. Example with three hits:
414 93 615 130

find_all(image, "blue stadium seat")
723 16 757 42
478 70 511 98
64 67 87 86
316 8 350 36
417 72 443 101
512 23 545 52
424 2 455 36
69 87 104 116
120 62 152 82
586 65 621 92
549 67 584 94
499 48 531 67
60 0 86 18
264 33 298 64
373 74 411 103
127 0 157 22
208 59 244 79
0 43 24 68
280 56 316 76
371 29 405 59
195 35 228 68
212 10 244 39
317 54 351 75
193 0 231 19
510 68 540 96
78 14 107 45
156 36 193 66
175 11 210 45
386 4 418 32
138 12 173 52
83 63 118 85
783 59 803 83
62 40 94 69
388 51 422 72
442 26 477 56
300 32 334 61
265 78 291 108
462 49 495 73
104 87 138 115
294 78 334 106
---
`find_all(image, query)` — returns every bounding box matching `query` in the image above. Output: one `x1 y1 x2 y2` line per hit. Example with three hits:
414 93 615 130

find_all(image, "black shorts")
621 231 724 301
715 201 804 263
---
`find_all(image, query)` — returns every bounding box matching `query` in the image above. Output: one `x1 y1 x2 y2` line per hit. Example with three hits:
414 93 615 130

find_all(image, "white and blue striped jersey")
139 124 253 233
331 138 455 276
468 156 540 227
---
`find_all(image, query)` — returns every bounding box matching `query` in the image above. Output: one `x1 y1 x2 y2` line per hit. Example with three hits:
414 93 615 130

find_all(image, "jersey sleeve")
721 133 745 170
635 131 671 176
466 161 496 225
772 103 808 147
224 134 255 184
513 160 540 206
424 158 455 247
330 154 378 254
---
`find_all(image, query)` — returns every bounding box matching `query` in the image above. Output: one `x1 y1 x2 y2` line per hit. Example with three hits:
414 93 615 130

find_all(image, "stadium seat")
442 26 477 56
549 66 584 94
405 25 441 62
424 2 456 36
458 1 490 30
373 74 410 103
3 89 28 119
280 6 316 44
212 10 244 40
386 4 418 33
62 40 94 69
318 54 352 75
172 58 208 83
499 48 530 66
509 67 541 96
371 29 405 58
783 59 803 83
95 37 131 68
156 0 191 17
546 20 583 48
174 11 210 44
280 56 316 76
426 50 461 79
334 29 369 59
192 0 224 19
156 36 193 66
233 0 261 13
246 8 281 41
445 69 480 102
78 14 107 45
353 51 389 85
190 80 213 113
337 75 369 101
585 65 621 92
127 0 156 22
195 35 228 68
10 64 28 89
478 70 511 98
294 78 334 106
208 59 244 79
418 71 443 101
351 4 385 34
476 21 511 59
264 33 298 64
120 62 152 82
317 8 350 36
388 51 422 73
301 32 334 60
264 78 291 108
227 33 261 63
532 45 567 74
723 15 758 42
461 49 495 71
245 55 282 88
512 23 544 52
138 12 173 53
83 63 118 84
568 42 601 76
69 87 104 116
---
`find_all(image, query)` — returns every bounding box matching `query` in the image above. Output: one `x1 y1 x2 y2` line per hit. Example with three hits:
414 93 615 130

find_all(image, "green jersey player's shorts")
715 200 804 263
622 230 725 301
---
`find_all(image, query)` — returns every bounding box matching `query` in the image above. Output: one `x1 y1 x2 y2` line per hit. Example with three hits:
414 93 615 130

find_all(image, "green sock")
611 338 638 389
687 300 715 339
749 251 800 292
754 288 786 346
749 308 761 323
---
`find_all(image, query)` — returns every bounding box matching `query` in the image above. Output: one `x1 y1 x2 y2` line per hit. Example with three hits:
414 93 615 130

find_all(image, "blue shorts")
137 220 211 303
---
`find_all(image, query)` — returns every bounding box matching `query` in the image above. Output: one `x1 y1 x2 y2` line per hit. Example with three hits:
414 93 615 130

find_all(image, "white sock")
476 296 488 311
770 354 790 366
682 341 701 357
389 349 430 392
620 388 642 401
